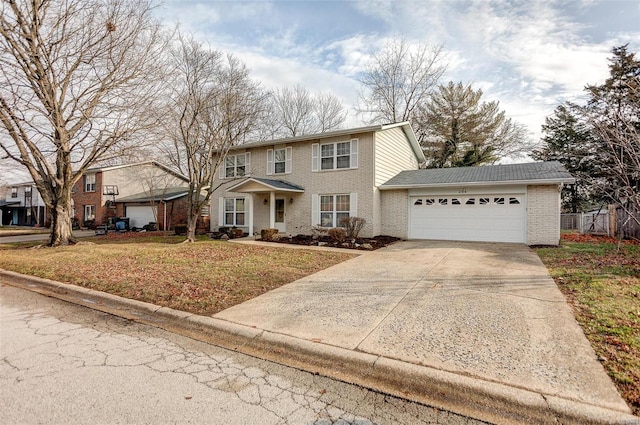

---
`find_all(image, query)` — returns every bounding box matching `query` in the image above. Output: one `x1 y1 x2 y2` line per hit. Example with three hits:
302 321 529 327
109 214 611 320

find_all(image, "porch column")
269 191 275 228
248 195 254 236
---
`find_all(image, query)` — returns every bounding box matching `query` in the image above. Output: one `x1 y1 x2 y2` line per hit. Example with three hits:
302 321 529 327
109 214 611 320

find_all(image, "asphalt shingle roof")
116 187 189 203
381 161 574 188
250 178 305 191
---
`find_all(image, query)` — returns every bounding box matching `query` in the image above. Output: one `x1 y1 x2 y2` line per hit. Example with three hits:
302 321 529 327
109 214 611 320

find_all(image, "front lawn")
536 234 640 415
0 234 355 315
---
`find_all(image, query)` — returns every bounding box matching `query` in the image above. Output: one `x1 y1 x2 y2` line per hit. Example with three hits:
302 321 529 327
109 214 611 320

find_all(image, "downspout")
162 200 167 231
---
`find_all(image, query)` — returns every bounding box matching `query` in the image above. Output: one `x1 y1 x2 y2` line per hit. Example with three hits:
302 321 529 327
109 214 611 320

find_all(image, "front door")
274 198 285 233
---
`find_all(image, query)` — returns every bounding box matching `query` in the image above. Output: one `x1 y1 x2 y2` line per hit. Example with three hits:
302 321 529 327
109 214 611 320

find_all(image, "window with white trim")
224 154 247 178
84 174 96 192
320 194 350 227
224 198 245 226
10 187 17 198
267 147 291 175
312 139 358 171
84 205 95 221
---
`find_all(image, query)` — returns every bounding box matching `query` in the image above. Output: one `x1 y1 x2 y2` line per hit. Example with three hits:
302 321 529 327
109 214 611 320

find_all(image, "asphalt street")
0 283 487 425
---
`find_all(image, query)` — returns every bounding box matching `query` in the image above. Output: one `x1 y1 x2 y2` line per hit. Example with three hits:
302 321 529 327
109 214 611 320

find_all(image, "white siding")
374 127 420 186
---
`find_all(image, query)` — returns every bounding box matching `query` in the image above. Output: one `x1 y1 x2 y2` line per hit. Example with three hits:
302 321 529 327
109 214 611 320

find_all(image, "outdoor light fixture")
263 198 268 205
289 198 294 204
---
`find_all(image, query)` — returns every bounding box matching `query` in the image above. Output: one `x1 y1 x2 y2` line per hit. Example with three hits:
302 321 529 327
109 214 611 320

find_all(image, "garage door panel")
409 194 525 243
126 206 157 228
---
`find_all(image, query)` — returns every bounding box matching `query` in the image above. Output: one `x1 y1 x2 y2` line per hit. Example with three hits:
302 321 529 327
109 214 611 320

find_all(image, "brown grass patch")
0 236 355 316
536 236 640 414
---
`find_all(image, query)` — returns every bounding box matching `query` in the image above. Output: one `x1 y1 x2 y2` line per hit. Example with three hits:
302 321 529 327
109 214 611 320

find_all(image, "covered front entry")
226 177 304 235
408 193 526 243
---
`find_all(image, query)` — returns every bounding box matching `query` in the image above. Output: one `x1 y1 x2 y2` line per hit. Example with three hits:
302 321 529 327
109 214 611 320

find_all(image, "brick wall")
72 172 105 225
527 184 562 245
380 190 408 239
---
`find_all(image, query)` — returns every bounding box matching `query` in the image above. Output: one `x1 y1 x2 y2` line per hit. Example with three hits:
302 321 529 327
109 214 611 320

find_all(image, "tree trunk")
48 186 76 246
185 212 198 243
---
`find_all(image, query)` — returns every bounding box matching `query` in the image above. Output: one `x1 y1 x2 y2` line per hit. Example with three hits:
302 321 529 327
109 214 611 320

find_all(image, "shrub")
174 224 187 235
261 228 279 241
340 216 366 239
83 219 96 230
328 227 347 243
311 226 328 239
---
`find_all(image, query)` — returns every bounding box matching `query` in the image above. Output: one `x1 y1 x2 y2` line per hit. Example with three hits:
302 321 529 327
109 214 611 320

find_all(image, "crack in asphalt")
1 305 486 425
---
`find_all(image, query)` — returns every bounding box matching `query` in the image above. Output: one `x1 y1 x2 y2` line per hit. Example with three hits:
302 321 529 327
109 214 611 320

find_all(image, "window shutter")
266 149 273 175
285 146 292 174
218 198 225 226
350 193 358 217
311 143 319 172
219 161 225 179
311 194 319 227
350 139 358 169
245 152 251 174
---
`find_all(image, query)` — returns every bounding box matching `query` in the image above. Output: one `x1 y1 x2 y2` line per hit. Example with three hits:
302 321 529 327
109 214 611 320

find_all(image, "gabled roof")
228 122 425 163
84 161 188 182
380 161 575 189
226 177 305 193
116 187 189 203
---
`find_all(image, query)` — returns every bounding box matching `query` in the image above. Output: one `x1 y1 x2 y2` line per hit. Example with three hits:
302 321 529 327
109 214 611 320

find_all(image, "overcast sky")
155 0 640 144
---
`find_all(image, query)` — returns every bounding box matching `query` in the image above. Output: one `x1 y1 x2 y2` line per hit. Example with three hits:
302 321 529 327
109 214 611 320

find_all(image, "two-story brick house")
210 122 574 245
72 161 190 230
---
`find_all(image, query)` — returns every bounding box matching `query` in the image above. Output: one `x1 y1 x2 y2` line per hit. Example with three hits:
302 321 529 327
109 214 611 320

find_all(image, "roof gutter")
379 177 576 190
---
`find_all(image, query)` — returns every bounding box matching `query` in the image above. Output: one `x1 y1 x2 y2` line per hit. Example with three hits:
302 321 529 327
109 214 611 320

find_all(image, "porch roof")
227 177 305 193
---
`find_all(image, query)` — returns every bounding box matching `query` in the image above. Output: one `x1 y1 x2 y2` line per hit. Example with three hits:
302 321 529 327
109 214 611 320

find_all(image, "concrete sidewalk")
1 240 637 424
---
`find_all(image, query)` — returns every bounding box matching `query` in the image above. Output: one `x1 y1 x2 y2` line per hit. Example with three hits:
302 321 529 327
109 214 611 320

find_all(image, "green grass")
0 234 355 316
536 239 640 414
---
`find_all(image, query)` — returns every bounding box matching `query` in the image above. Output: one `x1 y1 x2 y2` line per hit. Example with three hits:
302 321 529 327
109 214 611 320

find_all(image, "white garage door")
409 194 526 243
126 205 157 228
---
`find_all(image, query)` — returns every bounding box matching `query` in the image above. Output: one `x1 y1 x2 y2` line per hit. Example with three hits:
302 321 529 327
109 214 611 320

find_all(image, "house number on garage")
458 188 467 194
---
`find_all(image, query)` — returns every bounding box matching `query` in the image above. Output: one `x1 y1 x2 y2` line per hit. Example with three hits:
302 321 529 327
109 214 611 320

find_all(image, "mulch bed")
264 234 401 250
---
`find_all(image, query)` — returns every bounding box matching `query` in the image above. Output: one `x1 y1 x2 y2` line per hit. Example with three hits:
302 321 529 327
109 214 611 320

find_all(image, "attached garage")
380 162 575 245
408 193 526 243
126 205 157 228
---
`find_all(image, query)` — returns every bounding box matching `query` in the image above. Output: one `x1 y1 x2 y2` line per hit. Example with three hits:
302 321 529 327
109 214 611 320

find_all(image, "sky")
154 0 640 146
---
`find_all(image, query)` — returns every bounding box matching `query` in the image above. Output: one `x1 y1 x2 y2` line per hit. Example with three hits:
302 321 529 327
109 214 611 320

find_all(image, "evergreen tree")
532 103 594 212
418 82 530 168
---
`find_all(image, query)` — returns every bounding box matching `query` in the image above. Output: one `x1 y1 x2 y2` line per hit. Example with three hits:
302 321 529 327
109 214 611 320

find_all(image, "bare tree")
164 34 267 242
264 85 347 139
0 0 166 245
356 37 447 133
314 91 348 132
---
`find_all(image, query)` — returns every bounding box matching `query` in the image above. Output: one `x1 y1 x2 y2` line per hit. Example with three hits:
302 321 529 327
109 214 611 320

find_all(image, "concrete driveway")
216 240 630 418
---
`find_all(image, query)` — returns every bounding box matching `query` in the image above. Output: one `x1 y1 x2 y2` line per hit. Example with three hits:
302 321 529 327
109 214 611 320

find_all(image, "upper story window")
222 153 251 179
267 147 292 175
24 186 32 198
84 174 96 192
10 187 18 198
311 139 358 172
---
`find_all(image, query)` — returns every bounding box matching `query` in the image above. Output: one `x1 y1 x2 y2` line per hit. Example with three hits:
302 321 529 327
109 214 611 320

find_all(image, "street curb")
2 269 638 425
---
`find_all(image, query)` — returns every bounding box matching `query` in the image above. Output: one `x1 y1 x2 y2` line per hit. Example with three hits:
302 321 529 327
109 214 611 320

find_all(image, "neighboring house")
210 121 574 245
0 181 48 226
72 161 190 230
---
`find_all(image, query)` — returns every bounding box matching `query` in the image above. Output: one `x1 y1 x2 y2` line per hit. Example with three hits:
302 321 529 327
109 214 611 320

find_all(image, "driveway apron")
215 240 628 413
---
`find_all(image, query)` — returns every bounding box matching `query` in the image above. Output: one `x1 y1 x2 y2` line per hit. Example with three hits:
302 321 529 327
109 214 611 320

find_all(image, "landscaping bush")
174 224 187 235
261 228 279 241
340 216 366 239
328 227 346 243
